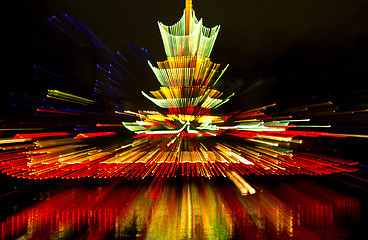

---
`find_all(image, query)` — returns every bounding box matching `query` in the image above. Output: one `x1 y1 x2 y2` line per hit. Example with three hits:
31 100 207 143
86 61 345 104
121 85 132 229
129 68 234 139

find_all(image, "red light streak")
13 132 72 139
74 132 117 139
96 124 123 127
36 108 81 115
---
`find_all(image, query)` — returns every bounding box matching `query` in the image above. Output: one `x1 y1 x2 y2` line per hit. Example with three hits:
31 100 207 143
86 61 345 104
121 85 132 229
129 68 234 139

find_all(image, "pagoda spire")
185 0 193 35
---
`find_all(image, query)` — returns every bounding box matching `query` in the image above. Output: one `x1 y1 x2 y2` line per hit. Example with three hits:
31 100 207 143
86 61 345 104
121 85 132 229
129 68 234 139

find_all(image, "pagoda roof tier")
167 106 210 116
150 86 222 100
142 91 233 109
157 56 213 69
148 59 228 88
158 10 220 58
144 114 225 124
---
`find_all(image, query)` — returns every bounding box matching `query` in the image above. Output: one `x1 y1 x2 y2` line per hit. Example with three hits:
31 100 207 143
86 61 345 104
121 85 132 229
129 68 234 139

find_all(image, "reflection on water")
0 178 361 239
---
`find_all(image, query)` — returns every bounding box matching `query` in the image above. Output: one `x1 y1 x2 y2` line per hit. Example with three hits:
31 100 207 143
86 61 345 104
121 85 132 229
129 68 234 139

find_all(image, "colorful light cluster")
0 0 360 181
141 0 230 115
119 0 358 180
0 126 357 180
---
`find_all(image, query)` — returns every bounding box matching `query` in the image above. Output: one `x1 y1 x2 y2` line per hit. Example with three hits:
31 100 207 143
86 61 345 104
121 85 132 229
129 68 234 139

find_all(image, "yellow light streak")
47 90 94 105
227 170 256 195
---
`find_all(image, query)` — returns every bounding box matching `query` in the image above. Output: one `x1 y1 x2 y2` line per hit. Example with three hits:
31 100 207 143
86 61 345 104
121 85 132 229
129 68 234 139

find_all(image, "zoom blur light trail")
0 0 359 183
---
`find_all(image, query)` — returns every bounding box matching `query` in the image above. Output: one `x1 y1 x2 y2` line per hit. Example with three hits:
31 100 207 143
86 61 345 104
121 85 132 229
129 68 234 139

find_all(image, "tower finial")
185 0 193 35
185 0 193 10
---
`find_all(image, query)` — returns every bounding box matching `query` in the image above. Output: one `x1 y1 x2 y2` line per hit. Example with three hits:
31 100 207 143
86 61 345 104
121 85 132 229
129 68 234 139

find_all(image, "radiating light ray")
74 132 117 139
13 132 72 139
0 138 32 145
47 90 95 105
0 130 358 179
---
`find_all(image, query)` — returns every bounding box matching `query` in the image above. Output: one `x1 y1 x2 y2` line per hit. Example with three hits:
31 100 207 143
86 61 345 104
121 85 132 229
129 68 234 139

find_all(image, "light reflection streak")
0 180 360 240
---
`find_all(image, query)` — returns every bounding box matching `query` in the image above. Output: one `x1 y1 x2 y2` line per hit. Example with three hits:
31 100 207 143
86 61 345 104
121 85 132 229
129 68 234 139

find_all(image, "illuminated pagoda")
124 0 232 136
121 0 357 183
0 0 358 186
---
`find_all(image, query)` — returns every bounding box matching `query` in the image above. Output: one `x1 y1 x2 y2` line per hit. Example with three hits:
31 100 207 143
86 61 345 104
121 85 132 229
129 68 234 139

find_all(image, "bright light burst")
0 0 360 184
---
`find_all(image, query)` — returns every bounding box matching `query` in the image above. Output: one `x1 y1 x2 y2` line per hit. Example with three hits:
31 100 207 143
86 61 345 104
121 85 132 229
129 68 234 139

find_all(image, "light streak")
36 108 82 115
96 123 123 127
226 170 256 195
0 138 32 145
335 133 368 138
74 132 117 139
13 132 72 139
0 128 45 131
47 90 95 105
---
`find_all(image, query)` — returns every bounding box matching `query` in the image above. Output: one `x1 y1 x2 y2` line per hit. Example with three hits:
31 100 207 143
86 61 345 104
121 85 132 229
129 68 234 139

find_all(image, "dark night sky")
2 0 368 110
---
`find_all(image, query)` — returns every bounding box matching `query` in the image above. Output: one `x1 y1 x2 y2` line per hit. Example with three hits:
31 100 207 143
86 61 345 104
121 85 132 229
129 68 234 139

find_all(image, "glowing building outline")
141 0 230 119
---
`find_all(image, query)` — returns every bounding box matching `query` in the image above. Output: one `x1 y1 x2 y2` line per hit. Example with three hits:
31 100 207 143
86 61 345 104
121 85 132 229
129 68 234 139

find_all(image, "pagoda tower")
140 0 231 130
